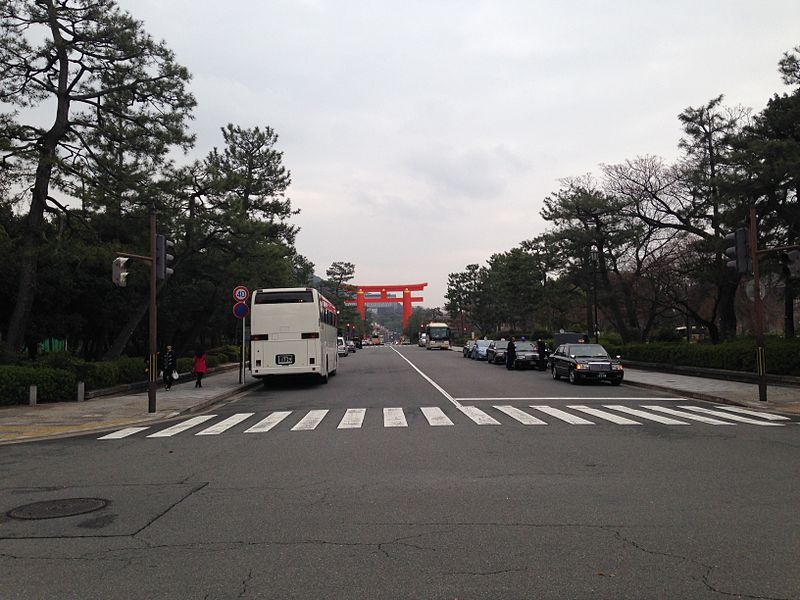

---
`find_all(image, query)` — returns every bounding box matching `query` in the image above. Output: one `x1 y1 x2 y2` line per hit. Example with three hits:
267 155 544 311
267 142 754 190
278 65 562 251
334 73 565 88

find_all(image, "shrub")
0 366 77 405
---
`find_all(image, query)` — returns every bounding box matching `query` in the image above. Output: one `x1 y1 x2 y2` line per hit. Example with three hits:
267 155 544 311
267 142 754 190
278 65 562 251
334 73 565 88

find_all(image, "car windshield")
515 342 534 350
570 344 609 358
494 341 509 349
476 340 491 348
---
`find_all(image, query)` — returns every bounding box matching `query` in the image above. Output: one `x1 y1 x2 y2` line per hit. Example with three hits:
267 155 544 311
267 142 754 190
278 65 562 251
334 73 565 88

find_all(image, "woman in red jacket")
192 348 208 388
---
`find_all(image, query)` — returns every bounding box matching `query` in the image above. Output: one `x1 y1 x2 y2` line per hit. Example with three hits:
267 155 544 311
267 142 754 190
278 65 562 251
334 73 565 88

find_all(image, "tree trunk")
785 276 797 338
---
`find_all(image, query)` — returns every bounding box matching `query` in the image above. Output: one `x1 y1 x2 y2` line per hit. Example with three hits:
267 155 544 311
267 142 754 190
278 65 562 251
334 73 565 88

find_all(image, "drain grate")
7 498 108 520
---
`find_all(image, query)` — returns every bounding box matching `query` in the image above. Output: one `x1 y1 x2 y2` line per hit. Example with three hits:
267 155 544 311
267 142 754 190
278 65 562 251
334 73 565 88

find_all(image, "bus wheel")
320 360 329 384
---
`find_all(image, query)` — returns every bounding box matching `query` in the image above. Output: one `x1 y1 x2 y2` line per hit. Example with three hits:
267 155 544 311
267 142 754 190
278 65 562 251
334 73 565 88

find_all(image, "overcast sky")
118 0 800 307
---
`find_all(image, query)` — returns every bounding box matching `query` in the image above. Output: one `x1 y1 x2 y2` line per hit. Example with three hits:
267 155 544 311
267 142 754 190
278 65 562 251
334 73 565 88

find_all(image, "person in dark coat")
192 348 207 388
537 337 547 371
506 336 516 370
163 344 177 391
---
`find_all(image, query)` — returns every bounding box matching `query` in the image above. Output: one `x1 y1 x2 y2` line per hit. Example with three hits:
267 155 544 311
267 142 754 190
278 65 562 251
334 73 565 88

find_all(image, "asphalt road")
2 345 799 599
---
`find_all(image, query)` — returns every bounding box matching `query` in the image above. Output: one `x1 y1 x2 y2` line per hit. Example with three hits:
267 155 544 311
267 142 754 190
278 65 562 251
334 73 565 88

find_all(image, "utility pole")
148 208 157 412
748 206 767 402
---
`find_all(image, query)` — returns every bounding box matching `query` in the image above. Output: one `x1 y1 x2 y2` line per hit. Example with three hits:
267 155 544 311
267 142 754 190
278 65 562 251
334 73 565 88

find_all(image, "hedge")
0 366 76 406
605 338 800 376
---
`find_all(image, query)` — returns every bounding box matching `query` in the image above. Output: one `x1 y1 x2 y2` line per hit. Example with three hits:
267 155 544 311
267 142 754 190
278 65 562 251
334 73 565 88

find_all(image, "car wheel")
552 366 560 380
568 368 579 385
611 378 622 386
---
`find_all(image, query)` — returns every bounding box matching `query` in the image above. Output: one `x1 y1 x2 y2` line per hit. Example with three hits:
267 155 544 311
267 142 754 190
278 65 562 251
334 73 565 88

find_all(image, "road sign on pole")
233 302 249 319
233 286 249 303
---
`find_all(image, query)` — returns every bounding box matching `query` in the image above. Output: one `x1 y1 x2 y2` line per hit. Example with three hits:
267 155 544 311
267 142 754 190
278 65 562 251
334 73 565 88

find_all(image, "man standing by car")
506 336 516 370
537 337 547 370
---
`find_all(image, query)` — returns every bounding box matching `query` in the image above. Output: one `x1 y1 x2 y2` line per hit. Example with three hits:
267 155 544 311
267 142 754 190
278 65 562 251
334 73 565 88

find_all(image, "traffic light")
155 234 174 280
781 250 800 279
724 228 750 274
112 257 129 287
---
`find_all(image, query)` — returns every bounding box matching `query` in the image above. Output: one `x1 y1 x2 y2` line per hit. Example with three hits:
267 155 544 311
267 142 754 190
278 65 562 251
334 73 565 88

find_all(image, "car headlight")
575 363 589 370
612 364 623 371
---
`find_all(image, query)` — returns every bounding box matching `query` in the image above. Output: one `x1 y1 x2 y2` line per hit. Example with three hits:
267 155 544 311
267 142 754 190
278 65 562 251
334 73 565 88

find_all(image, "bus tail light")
301 332 320 339
251 334 269 341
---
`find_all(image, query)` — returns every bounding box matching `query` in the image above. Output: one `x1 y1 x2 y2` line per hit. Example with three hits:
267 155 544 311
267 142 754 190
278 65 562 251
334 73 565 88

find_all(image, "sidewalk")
1 362 799 445
0 369 261 445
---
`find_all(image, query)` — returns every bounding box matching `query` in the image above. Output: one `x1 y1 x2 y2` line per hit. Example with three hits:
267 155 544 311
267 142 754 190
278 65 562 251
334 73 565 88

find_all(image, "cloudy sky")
118 0 800 306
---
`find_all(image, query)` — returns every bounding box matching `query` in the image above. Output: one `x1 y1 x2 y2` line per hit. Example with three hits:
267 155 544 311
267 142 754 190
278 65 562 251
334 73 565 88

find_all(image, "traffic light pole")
748 206 767 402
148 209 158 413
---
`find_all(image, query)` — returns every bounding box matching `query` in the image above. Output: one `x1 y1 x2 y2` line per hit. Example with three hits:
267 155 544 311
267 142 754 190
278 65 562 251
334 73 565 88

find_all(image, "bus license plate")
276 354 295 365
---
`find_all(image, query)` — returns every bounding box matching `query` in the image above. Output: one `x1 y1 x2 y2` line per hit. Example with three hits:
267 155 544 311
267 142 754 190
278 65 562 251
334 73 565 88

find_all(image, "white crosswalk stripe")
196 413 254 435
420 406 454 426
530 406 594 425
97 404 795 439
459 406 501 425
603 405 689 425
568 406 640 425
146 415 216 437
679 406 785 426
383 407 408 427
712 405 790 421
642 406 735 425
244 411 292 433
494 405 547 425
291 409 329 431
338 408 366 429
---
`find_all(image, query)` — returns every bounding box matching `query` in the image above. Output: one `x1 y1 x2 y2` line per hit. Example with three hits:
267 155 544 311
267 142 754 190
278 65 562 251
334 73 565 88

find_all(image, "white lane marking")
569 406 640 425
291 410 329 431
196 413 254 435
244 411 292 433
460 406 501 425
146 415 217 438
530 406 594 425
602 405 689 425
712 405 790 421
643 406 735 425
457 397 684 401
679 406 784 426
420 407 454 426
494 405 547 425
389 346 462 408
338 408 366 429
384 407 408 427
98 427 149 439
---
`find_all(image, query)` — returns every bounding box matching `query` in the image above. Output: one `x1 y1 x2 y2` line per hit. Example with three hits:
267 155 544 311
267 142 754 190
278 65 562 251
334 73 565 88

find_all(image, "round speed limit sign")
232 285 249 303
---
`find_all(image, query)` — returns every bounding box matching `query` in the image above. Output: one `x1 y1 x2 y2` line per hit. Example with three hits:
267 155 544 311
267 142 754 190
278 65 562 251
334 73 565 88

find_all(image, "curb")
177 380 262 416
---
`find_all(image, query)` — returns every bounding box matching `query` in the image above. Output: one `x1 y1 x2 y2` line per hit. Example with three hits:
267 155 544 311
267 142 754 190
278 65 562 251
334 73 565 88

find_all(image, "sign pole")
148 208 157 413
749 206 767 402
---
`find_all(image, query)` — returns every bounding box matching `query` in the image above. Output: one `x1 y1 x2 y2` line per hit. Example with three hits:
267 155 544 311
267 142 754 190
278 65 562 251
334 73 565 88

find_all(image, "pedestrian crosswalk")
97 403 794 440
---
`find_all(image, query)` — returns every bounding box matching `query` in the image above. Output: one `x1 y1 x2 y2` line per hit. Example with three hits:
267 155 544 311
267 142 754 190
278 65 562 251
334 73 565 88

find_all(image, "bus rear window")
254 291 314 304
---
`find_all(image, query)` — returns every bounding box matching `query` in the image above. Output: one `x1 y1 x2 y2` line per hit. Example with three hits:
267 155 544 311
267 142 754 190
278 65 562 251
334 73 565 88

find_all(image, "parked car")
510 341 538 369
418 333 428 347
463 340 476 358
337 336 348 357
549 343 623 385
346 340 356 353
470 339 492 360
486 340 509 364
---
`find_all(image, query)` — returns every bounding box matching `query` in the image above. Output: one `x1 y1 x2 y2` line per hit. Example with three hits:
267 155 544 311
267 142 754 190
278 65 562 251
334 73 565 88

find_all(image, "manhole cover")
7 498 108 520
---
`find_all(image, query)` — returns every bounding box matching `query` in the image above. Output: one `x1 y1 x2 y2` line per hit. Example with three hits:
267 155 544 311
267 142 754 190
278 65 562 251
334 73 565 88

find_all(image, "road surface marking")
196 413 254 435
679 406 784 426
460 406 501 425
568 406 640 425
530 406 594 425
146 415 217 437
602 405 689 425
338 408 366 429
389 346 461 408
244 411 292 433
457 397 684 402
494 405 547 425
641 406 735 425
384 407 408 427
98 427 149 439
291 410 329 431
420 406 454 426
712 405 790 421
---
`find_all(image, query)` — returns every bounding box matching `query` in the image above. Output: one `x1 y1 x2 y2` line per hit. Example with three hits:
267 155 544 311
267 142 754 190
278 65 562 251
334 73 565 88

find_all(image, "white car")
337 336 348 357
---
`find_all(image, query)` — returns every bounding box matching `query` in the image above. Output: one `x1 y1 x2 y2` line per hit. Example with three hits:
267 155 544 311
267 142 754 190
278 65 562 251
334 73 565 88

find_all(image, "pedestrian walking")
192 348 207 388
506 336 516 370
163 344 177 391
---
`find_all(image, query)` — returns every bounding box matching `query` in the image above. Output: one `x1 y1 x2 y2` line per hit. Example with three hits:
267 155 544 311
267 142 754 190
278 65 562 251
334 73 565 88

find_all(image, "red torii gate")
344 283 427 331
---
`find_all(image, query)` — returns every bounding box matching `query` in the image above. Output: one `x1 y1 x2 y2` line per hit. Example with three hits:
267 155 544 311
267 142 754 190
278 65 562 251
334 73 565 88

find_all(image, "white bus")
250 287 339 384
425 322 451 350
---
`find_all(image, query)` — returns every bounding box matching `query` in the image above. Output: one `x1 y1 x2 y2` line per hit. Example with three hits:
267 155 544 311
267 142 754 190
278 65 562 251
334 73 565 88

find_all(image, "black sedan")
510 341 539 369
486 340 509 364
549 343 623 385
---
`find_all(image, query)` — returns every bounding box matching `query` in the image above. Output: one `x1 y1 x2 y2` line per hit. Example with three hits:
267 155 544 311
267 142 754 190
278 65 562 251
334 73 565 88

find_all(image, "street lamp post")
590 246 599 343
